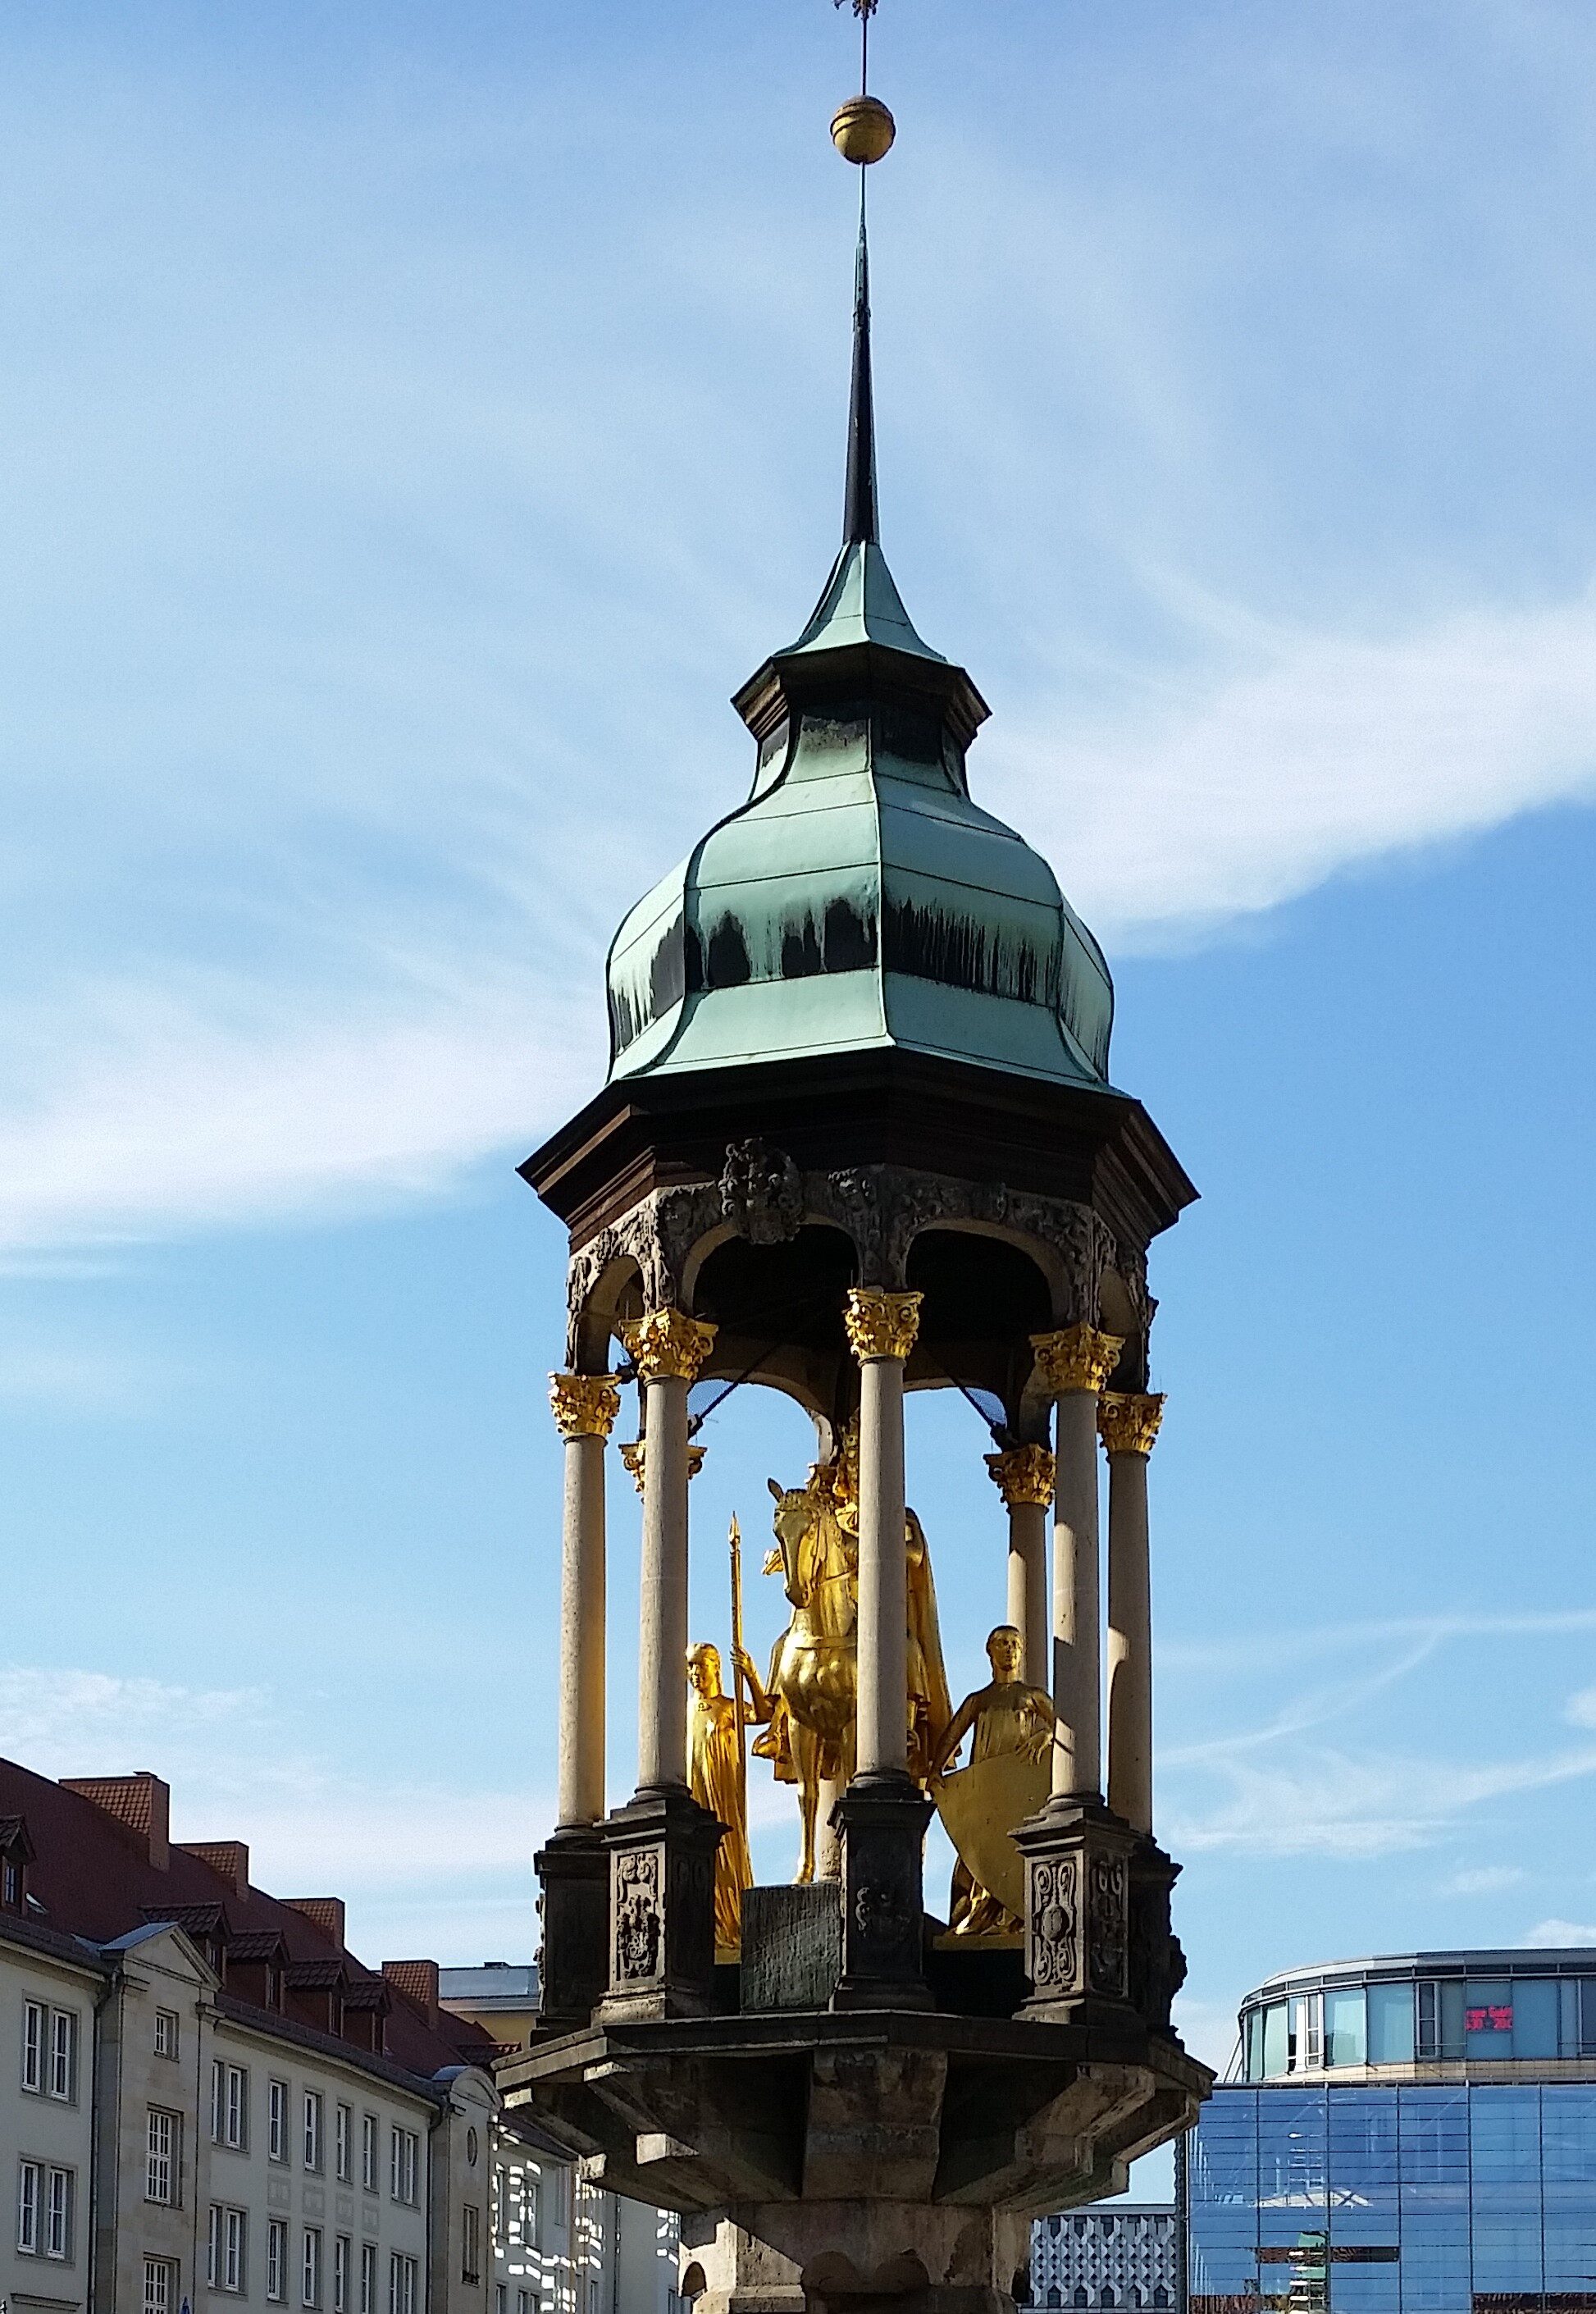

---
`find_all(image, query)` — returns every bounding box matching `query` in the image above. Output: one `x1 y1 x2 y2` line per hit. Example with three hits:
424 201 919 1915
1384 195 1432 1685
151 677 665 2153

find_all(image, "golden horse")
746 1471 954 1883
750 1475 859 1885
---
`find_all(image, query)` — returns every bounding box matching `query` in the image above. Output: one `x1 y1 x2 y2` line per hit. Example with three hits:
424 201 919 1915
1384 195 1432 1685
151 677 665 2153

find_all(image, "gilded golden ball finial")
831 93 895 166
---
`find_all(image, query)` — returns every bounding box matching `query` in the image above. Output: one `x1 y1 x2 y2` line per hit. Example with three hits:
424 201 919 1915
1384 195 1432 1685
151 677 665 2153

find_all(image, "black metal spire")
842 187 878 546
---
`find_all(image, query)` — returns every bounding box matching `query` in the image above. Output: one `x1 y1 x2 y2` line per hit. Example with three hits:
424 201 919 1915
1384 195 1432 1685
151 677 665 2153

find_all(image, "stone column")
618 1308 718 1798
983 1445 1056 1691
1030 1325 1124 1801
549 1372 622 1828
833 1287 931 2008
846 1288 921 1778
535 1370 621 2033
1099 1391 1164 1838
601 1306 722 2024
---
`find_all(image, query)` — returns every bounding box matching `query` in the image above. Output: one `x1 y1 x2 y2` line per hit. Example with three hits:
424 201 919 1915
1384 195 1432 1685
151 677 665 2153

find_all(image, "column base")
681 2206 1030 2314
831 1772 933 2010
531 1823 609 2035
1012 1794 1138 2028
597 1787 723 2023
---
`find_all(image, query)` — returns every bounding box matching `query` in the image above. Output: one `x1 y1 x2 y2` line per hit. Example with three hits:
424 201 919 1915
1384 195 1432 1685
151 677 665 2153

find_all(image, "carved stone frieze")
719 1138 804 1246
1028 1855 1079 1994
566 1147 1129 1364
1086 1849 1129 1999
613 1846 663 1987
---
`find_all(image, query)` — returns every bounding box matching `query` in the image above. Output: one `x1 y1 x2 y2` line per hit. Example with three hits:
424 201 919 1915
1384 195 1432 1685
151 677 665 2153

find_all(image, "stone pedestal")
1012 1796 1138 2029
831 1773 933 2011
680 2206 1033 2314
531 1824 609 2033
598 1790 723 2023
1128 1837 1185 2038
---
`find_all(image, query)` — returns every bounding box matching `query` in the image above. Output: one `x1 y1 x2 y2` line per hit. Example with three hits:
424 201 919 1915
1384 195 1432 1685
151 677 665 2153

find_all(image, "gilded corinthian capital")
843 1286 923 1363
1029 1322 1125 1397
984 1445 1056 1508
1097 1391 1165 1458
548 1372 622 1441
619 1440 706 1495
619 1308 718 1385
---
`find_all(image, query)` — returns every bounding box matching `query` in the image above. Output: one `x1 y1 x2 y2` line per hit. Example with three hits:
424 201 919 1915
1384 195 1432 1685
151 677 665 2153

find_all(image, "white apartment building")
437 1969 677 2314
2 1769 499 2314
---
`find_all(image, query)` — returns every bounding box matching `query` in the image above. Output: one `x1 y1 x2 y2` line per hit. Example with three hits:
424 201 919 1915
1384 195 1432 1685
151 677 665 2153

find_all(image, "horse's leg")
792 1722 819 1886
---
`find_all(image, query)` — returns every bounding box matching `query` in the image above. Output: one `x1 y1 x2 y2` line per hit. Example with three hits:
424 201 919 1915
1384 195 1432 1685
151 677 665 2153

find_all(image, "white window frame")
361 2111 378 2193
495 2286 508 2314
360 2241 377 2314
334 2233 350 2314
389 2126 417 2207
303 2091 324 2174
49 2007 76 2101
335 2102 352 2184
147 2106 180 2206
21 1998 43 2093
268 2078 290 2164
463 2200 481 2284
226 2207 246 2293
303 2225 323 2310
144 2257 177 2314
154 2007 179 2060
388 2252 417 2314
267 2217 288 2303
46 2165 71 2261
17 2157 40 2253
226 2062 248 2149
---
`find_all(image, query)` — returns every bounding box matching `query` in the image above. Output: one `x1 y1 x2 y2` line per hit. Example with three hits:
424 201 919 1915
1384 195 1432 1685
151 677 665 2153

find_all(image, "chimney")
284 1898 346 1949
180 1842 251 1902
62 1773 170 1869
382 1960 440 2031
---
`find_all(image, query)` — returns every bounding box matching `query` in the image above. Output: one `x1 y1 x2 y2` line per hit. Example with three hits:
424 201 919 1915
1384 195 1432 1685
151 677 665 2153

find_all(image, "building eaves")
212 1991 455 2105
0 1906 109 1978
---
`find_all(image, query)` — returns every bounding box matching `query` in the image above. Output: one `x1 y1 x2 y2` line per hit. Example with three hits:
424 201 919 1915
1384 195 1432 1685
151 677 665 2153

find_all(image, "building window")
1153 2291 1170 2307
2 1859 19 1906
303 2092 324 2173
209 2205 247 2293
17 2158 40 2253
551 2164 568 2228
334 2234 351 2314
267 2218 288 2303
49 2009 77 2101
493 2164 508 2246
362 2112 378 2192
390 2126 418 2207
269 2079 290 2163
303 2225 323 2309
147 2107 180 2206
46 2166 72 2261
517 2292 536 2314
212 2060 249 2147
144 2256 178 2314
1416 1979 1440 2059
389 2252 417 2314
463 2201 481 2284
21 1999 43 2093
527 2169 542 2252
154 2008 179 2060
360 2242 378 2314
495 2289 508 2314
335 2102 353 2183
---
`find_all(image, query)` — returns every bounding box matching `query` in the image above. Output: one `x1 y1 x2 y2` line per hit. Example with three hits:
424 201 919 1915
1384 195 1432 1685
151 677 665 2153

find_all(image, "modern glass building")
1185 1950 1596 2314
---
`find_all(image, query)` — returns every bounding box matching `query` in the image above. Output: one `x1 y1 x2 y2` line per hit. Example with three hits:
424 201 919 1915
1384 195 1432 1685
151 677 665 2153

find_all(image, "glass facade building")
1185 1951 1596 2314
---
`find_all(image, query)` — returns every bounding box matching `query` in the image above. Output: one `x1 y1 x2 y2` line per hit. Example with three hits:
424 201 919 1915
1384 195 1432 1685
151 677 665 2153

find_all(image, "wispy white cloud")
1442 1865 1525 1896
1522 1919 1596 1950
1003 587 1596 948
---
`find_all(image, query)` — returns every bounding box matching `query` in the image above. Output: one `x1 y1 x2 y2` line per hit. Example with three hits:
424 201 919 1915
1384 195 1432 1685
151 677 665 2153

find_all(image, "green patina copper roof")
602 203 1115 1097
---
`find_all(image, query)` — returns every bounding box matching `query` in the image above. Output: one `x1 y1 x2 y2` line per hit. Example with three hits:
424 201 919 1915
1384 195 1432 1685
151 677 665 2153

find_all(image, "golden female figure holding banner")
686 1638 755 1956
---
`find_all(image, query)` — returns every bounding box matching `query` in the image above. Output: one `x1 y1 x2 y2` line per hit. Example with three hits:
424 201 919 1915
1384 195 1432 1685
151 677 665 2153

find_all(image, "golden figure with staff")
685 1517 758 1956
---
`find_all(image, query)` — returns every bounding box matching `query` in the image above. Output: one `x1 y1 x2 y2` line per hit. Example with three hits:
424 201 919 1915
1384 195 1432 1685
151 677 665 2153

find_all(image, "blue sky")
6 0 1596 2121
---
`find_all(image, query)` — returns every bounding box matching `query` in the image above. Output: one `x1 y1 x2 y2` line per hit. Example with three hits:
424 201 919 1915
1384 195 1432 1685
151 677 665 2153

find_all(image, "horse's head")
768 1476 813 1605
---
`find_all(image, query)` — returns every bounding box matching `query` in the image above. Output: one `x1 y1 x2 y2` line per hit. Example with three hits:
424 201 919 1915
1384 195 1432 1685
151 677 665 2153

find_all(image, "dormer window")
0 1816 36 1915
2 1858 19 1909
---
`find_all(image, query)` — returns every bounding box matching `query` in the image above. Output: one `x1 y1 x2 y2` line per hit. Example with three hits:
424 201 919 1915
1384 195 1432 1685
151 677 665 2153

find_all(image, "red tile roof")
0 1758 498 2083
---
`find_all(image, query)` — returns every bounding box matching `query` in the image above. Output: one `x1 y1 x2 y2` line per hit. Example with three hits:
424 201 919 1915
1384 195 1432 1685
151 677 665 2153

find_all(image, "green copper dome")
603 216 1115 1096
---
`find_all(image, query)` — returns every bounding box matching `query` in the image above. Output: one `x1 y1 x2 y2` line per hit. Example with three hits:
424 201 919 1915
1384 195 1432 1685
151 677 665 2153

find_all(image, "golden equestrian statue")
742 1442 953 1882
930 1623 1057 1938
685 1641 755 1955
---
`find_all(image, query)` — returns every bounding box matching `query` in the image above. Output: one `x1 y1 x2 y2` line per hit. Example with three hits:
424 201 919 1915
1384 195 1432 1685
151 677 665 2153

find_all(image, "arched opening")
904 1227 1053 1413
